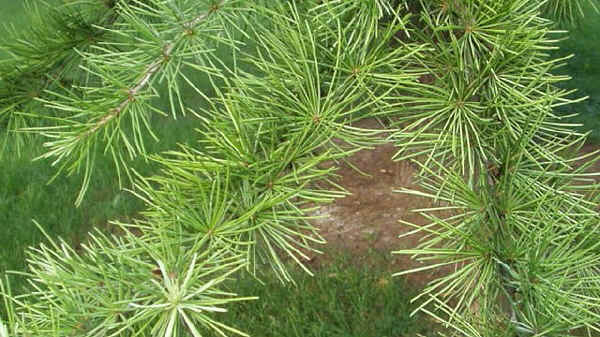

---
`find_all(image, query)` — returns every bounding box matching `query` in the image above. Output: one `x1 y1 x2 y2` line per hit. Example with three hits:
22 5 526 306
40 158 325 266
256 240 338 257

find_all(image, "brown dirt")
305 119 600 290
304 118 457 288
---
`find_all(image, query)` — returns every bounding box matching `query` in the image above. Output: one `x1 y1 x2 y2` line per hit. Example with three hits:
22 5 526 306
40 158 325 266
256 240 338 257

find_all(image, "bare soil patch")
306 119 453 287
307 119 600 289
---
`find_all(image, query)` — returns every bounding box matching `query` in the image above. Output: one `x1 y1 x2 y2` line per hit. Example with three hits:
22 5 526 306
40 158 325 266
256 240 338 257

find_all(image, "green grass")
0 114 204 293
551 4 600 144
216 250 438 337
0 1 27 26
0 1 42 59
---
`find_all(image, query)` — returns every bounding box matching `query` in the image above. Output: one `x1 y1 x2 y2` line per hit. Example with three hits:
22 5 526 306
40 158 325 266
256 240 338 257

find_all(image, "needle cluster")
1 0 600 336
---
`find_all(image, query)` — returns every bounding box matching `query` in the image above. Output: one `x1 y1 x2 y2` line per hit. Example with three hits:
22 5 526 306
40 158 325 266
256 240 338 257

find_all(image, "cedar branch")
79 0 226 139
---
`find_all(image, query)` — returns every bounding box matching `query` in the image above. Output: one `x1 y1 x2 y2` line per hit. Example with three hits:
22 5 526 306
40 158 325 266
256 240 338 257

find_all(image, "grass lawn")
551 4 600 143
216 250 439 337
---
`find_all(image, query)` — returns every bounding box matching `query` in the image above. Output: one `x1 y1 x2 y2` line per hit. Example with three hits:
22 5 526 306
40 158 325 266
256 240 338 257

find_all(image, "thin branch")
80 0 227 139
79 42 172 139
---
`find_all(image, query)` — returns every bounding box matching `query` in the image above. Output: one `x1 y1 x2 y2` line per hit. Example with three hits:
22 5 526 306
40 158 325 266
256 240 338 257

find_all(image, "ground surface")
304 118 600 290
309 138 439 287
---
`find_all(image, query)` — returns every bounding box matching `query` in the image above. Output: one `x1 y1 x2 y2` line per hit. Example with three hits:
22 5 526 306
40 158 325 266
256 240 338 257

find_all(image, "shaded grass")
216 249 438 337
551 4 600 144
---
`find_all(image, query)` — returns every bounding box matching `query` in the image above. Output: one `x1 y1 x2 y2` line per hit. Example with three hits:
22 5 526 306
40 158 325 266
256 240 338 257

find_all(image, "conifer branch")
79 0 228 140
78 42 174 139
1 1 600 336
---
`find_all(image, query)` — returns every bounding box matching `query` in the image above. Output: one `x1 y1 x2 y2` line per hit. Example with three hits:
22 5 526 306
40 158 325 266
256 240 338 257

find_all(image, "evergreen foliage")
1 0 600 336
